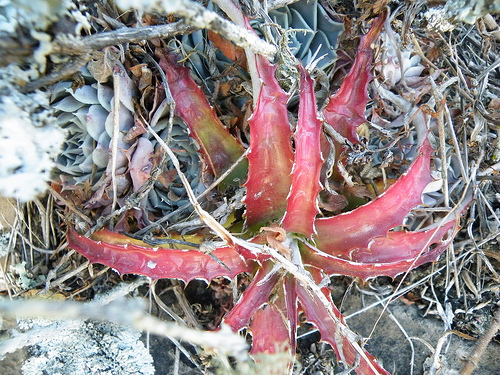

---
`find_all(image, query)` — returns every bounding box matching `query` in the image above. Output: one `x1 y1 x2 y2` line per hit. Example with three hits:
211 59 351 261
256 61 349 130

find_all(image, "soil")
143 287 500 374
342 295 500 375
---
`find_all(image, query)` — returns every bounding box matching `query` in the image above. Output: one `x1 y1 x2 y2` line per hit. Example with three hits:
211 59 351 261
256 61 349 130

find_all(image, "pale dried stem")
267 0 301 10
52 22 194 55
23 22 194 92
171 279 204 329
151 282 188 326
110 69 121 215
481 14 500 40
23 54 91 93
147 124 236 246
168 0 276 57
45 260 91 291
47 185 92 225
368 185 473 341
344 247 472 321
214 0 261 99
435 91 449 208
427 330 455 375
135 148 249 236
375 294 416 375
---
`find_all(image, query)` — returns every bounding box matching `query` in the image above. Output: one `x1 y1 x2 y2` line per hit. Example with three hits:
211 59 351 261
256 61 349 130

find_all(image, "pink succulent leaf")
322 12 386 144
129 138 154 192
156 50 248 188
248 274 295 359
249 303 292 356
295 282 389 375
348 220 455 263
308 189 473 279
224 260 280 331
244 54 295 229
281 65 323 237
302 233 451 280
68 229 253 282
314 138 433 257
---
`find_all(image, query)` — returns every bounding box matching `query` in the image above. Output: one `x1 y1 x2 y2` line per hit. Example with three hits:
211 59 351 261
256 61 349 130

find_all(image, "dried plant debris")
0 0 92 71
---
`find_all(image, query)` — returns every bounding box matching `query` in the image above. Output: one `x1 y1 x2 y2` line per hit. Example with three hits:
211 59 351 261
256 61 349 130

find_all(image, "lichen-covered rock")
19 319 155 375
0 70 64 201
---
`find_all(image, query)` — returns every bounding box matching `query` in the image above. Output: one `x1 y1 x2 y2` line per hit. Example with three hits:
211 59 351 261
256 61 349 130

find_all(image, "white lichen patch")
0 0 92 71
424 7 456 33
0 71 65 201
19 319 155 375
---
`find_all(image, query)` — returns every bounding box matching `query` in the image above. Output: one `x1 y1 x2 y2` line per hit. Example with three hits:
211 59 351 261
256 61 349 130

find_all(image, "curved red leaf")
314 139 433 257
250 303 292 356
244 55 294 229
68 229 253 282
302 222 455 280
282 65 323 237
296 282 389 375
224 260 280 331
322 12 386 144
349 220 455 263
307 189 472 279
156 50 247 188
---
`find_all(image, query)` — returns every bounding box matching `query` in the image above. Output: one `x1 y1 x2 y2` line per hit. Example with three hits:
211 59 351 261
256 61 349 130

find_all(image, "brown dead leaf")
488 97 500 111
208 30 247 67
344 184 373 200
319 191 348 214
129 64 153 91
87 48 120 83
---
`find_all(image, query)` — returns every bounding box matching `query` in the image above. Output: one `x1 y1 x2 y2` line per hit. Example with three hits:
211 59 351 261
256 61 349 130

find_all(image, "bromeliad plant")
67 11 469 375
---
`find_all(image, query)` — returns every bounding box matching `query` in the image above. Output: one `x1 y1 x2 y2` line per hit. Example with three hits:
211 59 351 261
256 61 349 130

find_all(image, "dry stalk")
158 0 276 57
23 22 195 92
460 307 500 375
110 67 122 214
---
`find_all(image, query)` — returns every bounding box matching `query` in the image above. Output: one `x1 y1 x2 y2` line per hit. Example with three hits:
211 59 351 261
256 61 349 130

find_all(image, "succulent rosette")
180 0 343 90
142 117 204 216
50 58 207 223
252 0 344 70
51 64 134 189
62 7 474 374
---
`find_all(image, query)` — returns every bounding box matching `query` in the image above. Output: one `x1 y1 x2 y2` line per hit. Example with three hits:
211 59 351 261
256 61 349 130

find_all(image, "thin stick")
166 0 276 58
22 23 194 92
0 298 249 361
135 147 249 236
460 298 500 374
147 124 236 246
110 67 121 214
